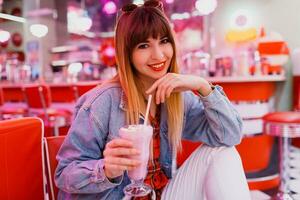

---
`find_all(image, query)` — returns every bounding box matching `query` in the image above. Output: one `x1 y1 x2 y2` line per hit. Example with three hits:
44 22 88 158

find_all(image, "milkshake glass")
119 124 153 197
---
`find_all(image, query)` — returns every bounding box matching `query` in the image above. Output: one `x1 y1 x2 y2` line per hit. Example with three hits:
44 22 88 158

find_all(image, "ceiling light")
195 0 217 15
165 0 174 4
133 0 144 4
67 9 92 33
0 30 10 42
68 62 83 74
30 24 49 38
103 1 117 15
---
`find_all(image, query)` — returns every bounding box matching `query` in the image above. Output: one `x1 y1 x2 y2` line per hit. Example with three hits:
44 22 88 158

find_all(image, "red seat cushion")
0 103 28 119
263 112 300 123
0 118 45 199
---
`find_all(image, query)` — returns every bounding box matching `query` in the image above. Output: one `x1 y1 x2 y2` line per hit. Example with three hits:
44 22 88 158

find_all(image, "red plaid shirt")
135 107 169 200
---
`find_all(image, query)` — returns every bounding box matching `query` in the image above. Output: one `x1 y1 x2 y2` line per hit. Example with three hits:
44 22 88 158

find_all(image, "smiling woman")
131 36 173 86
55 1 251 200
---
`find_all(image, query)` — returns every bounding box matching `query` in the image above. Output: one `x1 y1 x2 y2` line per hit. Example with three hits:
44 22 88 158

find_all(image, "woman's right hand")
103 138 141 179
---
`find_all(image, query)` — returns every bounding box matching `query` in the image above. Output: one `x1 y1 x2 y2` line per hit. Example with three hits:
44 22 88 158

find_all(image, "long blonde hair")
114 5 183 152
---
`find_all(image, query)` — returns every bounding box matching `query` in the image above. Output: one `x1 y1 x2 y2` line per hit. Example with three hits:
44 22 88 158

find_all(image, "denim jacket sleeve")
182 85 243 147
55 90 123 194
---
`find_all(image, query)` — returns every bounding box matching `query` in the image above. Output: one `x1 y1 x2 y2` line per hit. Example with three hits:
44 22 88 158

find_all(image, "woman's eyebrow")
139 40 150 43
160 36 168 39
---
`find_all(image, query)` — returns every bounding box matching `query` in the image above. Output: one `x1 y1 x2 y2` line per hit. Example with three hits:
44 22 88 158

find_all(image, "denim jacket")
55 81 242 200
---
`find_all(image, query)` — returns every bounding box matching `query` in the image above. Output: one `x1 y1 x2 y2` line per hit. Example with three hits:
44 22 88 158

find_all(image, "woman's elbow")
228 125 243 146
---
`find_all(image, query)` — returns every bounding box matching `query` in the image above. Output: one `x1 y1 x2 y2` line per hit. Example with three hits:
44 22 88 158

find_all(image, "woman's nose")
151 46 164 60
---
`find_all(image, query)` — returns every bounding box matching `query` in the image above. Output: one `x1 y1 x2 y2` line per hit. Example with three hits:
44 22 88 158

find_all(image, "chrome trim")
247 173 279 182
264 122 300 138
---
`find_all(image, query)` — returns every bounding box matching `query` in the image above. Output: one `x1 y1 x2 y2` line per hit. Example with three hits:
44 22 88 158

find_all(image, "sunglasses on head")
121 0 163 13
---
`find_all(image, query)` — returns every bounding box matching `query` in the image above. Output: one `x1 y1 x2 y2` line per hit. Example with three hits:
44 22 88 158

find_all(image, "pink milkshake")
119 124 153 181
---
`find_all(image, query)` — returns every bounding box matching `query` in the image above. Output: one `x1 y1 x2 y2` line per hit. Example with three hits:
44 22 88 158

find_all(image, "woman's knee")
193 145 241 165
204 146 251 200
212 146 241 164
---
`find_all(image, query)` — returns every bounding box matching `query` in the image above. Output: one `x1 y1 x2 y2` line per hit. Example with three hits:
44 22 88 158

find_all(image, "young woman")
55 1 251 199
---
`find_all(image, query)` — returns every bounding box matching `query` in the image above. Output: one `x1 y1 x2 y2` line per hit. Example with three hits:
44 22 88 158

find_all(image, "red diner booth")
1 0 300 199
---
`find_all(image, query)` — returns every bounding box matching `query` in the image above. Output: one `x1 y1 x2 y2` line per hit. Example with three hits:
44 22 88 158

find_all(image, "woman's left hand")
146 73 212 104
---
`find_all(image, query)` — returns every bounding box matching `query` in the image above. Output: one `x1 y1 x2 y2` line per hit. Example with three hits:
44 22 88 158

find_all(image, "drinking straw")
144 94 152 126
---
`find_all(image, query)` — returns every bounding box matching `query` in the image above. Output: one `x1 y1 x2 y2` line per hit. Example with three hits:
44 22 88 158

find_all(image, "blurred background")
1 1 300 199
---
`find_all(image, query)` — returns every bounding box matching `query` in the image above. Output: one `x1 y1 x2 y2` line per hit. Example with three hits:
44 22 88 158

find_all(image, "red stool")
263 112 300 200
236 134 280 191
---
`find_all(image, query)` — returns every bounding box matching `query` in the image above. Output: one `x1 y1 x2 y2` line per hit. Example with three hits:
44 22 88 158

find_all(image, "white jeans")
161 145 252 200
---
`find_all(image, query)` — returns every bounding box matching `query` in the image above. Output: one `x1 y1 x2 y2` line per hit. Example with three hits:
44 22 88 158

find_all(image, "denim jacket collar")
119 90 127 111
119 90 163 122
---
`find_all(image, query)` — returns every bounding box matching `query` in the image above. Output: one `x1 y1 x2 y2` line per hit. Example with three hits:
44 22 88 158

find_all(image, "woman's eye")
137 44 149 49
161 38 170 44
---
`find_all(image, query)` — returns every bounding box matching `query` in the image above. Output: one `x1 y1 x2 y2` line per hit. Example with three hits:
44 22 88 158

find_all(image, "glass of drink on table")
119 94 153 197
